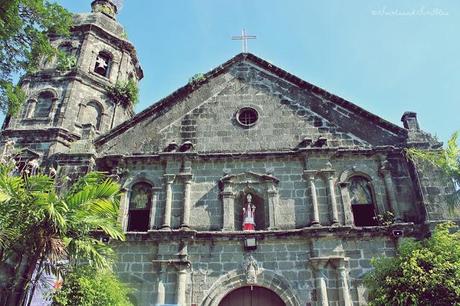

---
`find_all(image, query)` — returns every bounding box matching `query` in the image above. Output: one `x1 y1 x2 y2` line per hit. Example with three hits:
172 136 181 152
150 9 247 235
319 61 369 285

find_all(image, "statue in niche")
242 193 256 231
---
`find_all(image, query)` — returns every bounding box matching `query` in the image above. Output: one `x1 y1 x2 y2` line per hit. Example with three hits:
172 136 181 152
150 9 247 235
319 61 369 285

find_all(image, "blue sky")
55 0 458 143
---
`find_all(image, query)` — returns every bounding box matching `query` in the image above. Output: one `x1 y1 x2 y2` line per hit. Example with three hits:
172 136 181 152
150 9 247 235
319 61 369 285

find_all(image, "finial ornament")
91 0 118 19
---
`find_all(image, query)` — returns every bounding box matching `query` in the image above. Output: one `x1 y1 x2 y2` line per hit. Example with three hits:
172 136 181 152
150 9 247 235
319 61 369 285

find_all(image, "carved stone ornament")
243 255 260 284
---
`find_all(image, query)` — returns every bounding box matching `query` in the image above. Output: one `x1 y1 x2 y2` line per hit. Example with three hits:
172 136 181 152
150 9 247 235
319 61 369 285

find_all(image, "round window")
236 107 258 127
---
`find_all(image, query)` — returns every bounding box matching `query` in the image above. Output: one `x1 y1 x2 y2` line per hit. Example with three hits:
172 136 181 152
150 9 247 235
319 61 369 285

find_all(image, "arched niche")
338 166 382 226
219 172 280 231
78 100 104 130
28 89 59 119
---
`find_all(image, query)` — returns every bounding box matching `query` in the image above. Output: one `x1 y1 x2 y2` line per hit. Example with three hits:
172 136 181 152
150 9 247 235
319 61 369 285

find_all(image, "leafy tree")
51 265 133 306
365 222 460 306
407 131 460 211
0 0 72 114
0 154 125 306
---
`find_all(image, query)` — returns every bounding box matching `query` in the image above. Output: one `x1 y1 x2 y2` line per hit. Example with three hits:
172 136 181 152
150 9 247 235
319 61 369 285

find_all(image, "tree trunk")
6 251 41 306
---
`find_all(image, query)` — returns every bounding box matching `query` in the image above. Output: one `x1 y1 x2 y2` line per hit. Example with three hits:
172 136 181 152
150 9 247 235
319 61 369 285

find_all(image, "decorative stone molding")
201 268 300 306
242 255 260 284
310 257 351 306
219 171 280 230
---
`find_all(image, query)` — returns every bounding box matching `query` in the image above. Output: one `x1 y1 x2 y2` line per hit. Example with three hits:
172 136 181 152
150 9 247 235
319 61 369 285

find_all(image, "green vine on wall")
106 79 139 106
56 51 77 72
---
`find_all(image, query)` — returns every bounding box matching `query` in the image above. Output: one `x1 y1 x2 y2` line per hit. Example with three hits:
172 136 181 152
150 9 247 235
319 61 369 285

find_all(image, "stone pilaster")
323 170 339 225
337 260 352 306
310 258 329 306
176 267 187 305
181 174 193 228
120 190 129 231
304 170 320 226
339 182 354 226
162 174 175 229
267 185 279 229
379 156 402 222
221 185 235 231
155 263 167 305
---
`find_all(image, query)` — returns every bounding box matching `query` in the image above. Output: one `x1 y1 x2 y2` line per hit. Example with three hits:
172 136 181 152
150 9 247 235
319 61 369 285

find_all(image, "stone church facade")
0 1 453 305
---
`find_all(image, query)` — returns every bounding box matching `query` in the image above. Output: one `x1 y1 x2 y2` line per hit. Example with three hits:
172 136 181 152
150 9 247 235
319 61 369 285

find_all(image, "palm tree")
0 159 124 306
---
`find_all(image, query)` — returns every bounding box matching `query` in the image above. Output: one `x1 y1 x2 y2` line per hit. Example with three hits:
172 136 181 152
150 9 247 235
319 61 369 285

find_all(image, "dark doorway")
219 286 285 306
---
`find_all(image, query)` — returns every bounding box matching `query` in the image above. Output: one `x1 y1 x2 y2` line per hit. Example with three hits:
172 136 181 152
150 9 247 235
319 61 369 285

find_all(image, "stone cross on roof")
232 29 256 53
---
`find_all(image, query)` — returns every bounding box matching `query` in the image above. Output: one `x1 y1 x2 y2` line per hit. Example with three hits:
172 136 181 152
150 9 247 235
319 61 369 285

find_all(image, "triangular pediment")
220 172 279 185
95 53 408 156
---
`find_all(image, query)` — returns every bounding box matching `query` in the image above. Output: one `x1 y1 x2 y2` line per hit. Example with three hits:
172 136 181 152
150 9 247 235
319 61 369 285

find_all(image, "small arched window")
34 91 54 118
127 182 152 232
348 176 377 226
94 51 112 77
82 101 103 130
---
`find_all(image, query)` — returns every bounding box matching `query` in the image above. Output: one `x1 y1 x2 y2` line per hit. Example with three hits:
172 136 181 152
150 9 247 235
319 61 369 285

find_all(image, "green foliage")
107 79 139 106
0 153 125 304
188 73 205 88
406 131 460 211
374 211 395 226
0 0 73 115
51 266 133 306
365 222 460 306
0 81 26 115
56 51 77 72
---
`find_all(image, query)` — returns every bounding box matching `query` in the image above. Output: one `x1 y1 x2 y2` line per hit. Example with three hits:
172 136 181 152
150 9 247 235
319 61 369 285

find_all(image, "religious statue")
242 193 256 231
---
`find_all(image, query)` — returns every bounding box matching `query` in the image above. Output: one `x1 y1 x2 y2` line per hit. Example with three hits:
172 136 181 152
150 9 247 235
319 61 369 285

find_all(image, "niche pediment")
219 171 279 187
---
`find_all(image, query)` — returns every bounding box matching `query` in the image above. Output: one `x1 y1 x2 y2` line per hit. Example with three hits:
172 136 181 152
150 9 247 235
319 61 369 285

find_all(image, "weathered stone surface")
0 3 455 306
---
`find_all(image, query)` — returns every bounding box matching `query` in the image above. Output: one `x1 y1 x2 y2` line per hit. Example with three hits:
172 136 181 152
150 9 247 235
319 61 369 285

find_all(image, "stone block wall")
112 231 398 306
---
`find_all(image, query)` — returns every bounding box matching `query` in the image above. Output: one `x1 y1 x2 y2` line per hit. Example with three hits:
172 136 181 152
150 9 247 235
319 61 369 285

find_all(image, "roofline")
95 52 406 146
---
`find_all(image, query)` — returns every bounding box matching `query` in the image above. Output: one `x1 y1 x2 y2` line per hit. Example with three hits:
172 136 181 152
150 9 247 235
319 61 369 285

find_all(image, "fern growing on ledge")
106 79 139 106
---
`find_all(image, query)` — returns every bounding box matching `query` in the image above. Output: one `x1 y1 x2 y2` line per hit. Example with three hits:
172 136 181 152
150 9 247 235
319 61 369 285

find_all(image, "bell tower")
1 0 143 160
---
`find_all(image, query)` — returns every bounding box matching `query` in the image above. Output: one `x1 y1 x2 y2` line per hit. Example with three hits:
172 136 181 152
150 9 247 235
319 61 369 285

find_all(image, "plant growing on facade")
406 131 460 212
374 211 395 226
365 222 460 306
0 152 125 306
51 265 133 306
0 0 73 114
188 73 205 88
56 52 77 72
107 79 139 106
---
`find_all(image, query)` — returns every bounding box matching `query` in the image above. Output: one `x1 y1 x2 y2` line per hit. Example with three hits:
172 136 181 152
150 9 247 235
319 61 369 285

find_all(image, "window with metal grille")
237 107 258 127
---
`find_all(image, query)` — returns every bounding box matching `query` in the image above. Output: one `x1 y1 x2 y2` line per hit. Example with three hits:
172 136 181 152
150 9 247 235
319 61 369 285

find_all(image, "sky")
51 1 460 143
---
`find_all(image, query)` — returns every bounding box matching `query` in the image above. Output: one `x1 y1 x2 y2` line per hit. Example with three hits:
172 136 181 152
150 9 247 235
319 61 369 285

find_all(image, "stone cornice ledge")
123 222 420 241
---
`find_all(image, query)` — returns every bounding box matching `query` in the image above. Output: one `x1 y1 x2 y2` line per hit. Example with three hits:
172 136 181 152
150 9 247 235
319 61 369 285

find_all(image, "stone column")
181 175 193 228
380 167 402 222
149 190 159 230
221 185 235 231
267 185 279 229
156 263 167 305
162 174 175 229
324 170 339 225
304 170 320 226
120 191 129 231
176 267 187 306
337 259 352 306
339 182 354 226
310 258 329 306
